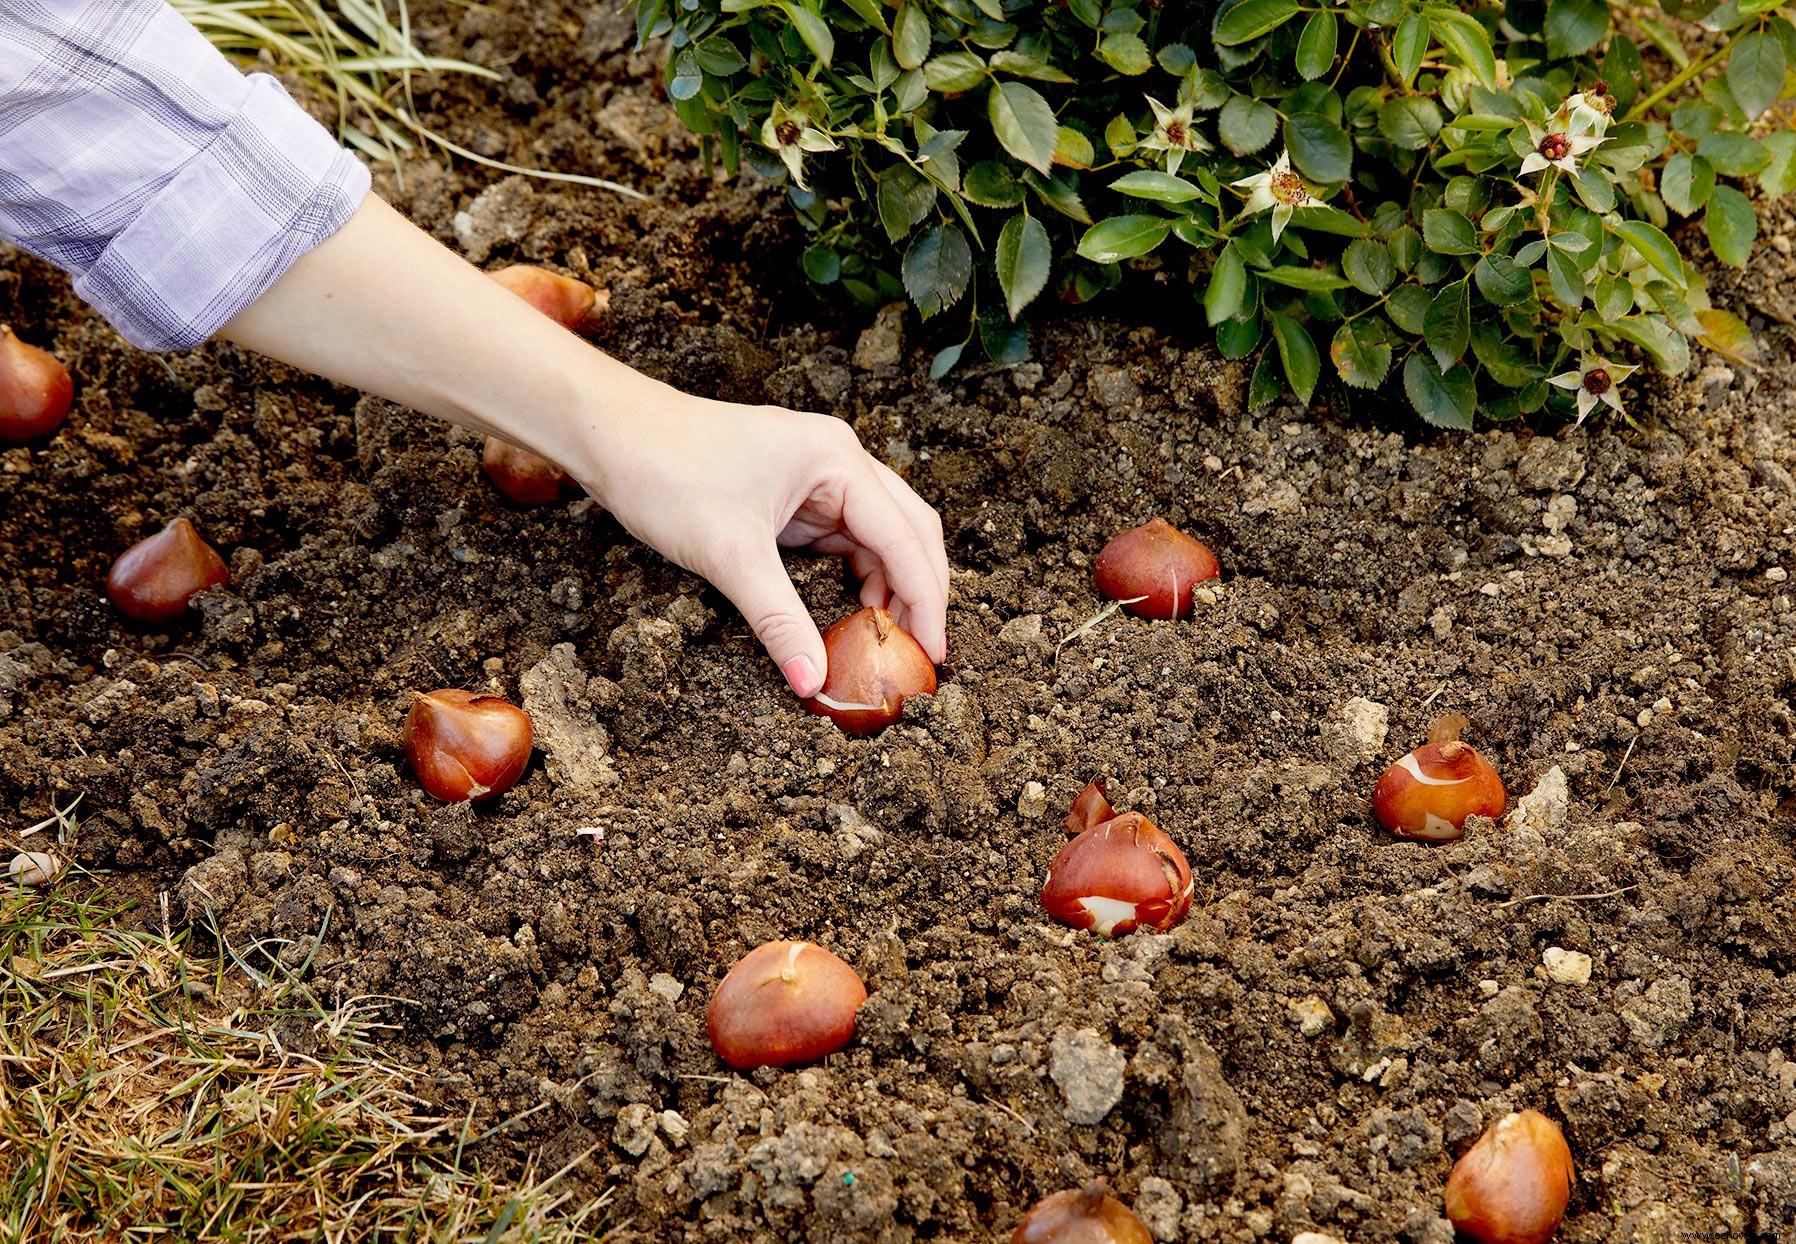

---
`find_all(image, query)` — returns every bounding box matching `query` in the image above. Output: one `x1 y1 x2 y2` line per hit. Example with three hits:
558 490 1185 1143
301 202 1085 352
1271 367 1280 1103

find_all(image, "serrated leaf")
1424 8 1498 89
902 225 973 318
1249 350 1283 407
1422 208 1478 254
1728 31 1786 117
1387 283 1432 333
1473 254 1532 305
1424 279 1470 369
1263 266 1353 290
1219 95 1279 156
801 244 840 283
964 161 1025 206
996 214 1051 318
893 4 930 69
1206 245 1248 325
989 81 1059 174
1393 14 1429 81
1696 131 1770 176
694 36 747 75
1344 238 1395 294
1403 354 1476 428
1545 0 1608 59
1271 313 1321 403
1705 184 1757 265
1763 130 1796 195
1609 313 1689 373
779 2 834 65
1546 247 1584 309
989 50 1076 82
1662 153 1715 215
1110 170 1205 202
1284 114 1352 182
1330 319 1393 387
1215 0 1304 46
1296 11 1338 79
1099 31 1152 73
1076 214 1174 262
929 342 965 379
1610 219 1687 285
1379 96 1443 150
1054 126 1095 168
841 0 890 32
877 165 937 242
924 50 987 92
1695 307 1757 362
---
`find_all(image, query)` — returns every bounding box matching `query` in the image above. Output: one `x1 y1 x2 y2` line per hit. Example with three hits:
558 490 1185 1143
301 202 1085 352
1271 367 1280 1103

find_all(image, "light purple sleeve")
0 0 371 350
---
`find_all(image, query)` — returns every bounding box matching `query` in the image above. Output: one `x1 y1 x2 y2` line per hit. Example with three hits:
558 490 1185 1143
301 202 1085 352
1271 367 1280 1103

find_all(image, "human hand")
572 392 949 698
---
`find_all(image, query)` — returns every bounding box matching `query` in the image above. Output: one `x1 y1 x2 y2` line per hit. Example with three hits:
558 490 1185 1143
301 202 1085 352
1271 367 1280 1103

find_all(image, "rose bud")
801 606 937 736
404 689 534 802
105 518 229 622
0 325 72 443
489 264 598 330
1012 1181 1154 1244
1093 517 1220 620
482 436 573 504
1444 1109 1575 1244
707 940 868 1070
1042 790 1194 938
1372 740 1506 841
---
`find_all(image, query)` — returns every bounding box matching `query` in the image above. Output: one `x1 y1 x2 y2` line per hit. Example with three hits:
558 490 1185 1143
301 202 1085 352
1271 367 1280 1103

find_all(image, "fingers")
837 466 948 663
705 539 828 699
868 458 950 605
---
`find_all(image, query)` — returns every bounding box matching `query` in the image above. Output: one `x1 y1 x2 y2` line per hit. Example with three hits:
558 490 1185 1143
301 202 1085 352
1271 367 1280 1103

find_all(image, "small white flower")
1231 149 1313 242
1140 96 1211 175
1547 355 1639 423
1520 94 1609 177
760 101 836 190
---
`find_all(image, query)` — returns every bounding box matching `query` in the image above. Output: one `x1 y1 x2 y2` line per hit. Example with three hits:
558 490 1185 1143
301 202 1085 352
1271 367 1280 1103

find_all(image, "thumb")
709 541 828 699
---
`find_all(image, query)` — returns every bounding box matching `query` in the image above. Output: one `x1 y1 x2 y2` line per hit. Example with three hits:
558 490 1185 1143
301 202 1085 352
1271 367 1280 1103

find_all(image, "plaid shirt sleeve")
0 0 371 351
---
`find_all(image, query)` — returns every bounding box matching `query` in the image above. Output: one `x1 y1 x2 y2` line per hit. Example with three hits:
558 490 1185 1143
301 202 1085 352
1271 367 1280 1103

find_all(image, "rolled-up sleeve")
0 0 370 350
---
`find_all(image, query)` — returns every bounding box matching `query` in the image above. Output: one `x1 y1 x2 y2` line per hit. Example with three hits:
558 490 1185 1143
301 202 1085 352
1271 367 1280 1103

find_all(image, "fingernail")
782 655 821 698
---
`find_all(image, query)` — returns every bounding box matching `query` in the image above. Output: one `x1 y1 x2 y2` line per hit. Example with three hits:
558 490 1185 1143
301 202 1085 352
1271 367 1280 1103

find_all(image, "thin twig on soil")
1495 883 1640 910
1605 733 1640 794
1056 597 1146 656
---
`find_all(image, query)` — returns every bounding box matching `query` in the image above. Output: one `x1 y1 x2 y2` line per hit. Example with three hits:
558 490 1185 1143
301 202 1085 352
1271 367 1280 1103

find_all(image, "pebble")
1768 566 1788 582
1507 765 1569 833
1322 697 1388 770
1293 1234 1348 1244
1541 947 1593 985
660 1109 690 1147
8 851 60 886
647 972 685 1004
1287 995 1334 1038
1017 780 1047 820
1048 1028 1127 1124
613 1103 657 1157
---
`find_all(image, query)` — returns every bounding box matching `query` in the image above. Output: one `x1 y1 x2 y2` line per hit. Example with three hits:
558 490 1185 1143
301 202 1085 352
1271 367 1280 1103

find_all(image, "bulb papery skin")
1371 740 1507 841
1092 517 1220 620
1444 1110 1575 1244
404 690 534 802
0 325 72 443
105 518 229 622
801 607 937 735
482 436 572 504
1041 809 1194 938
1068 779 1115 835
1011 1182 1155 1244
488 264 598 329
707 940 868 1070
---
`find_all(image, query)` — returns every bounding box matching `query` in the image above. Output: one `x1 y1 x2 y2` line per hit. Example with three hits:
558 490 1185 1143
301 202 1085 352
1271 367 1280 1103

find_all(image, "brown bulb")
489 264 598 330
707 940 867 1070
801 607 937 735
404 690 534 802
1012 1182 1154 1244
1093 517 1219 620
105 518 229 622
1041 797 1194 939
0 325 72 443
1372 740 1506 841
1444 1110 1575 1244
482 436 572 504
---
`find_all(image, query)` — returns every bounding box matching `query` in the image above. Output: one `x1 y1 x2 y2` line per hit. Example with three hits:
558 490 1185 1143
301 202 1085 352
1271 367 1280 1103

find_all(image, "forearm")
218 194 653 507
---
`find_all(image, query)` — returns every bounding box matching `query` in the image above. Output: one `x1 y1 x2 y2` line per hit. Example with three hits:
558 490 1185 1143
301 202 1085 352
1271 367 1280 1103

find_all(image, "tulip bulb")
482 436 573 504
0 325 72 443
404 690 534 802
1444 1110 1575 1244
1372 740 1506 841
1042 782 1193 937
1093 517 1219 620
489 264 598 330
707 940 867 1070
1012 1182 1154 1244
801 607 937 735
105 518 229 622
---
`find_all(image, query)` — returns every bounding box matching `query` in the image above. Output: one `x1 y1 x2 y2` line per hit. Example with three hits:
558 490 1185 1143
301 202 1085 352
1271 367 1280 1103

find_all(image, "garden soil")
3 4 1795 1241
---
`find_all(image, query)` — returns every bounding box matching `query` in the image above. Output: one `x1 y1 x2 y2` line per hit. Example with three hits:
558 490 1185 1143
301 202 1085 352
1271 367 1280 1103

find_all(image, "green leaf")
1271 313 1321 404
1206 245 1248 325
1695 307 1757 362
1424 279 1470 369
780 2 835 65
1403 354 1476 429
1546 247 1584 309
667 49 703 101
902 225 973 317
978 313 1030 365
1393 14 1429 81
1544 0 1608 59
1424 8 1499 89
1219 95 1279 156
1473 254 1532 305
1289 204 1368 237
1076 214 1175 262
1296 11 1339 80
893 4 930 69
1284 114 1352 182
1099 32 1152 74
877 165 937 242
989 82 1060 174
1608 313 1689 374
1470 323 1547 386
1661 153 1715 215
1055 126 1095 168
989 50 1076 82
996 214 1052 318
801 244 839 283
841 0 890 31
1379 96 1443 150
1263 266 1353 290
1422 208 1478 254
1214 0 1304 46
1344 238 1395 294
964 161 1026 206
1610 219 1687 286
1696 131 1770 176
1249 350 1283 407
929 342 965 379
1705 184 1757 266
1764 130 1796 196
1331 319 1393 388
1024 168 1093 223
1387 283 1432 333
1571 167 1616 213
694 36 747 76
1728 31 1786 118
1111 170 1206 202
924 50 987 92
